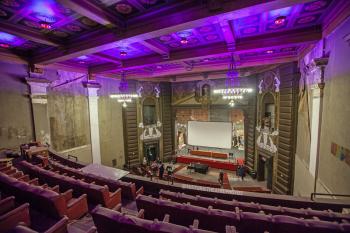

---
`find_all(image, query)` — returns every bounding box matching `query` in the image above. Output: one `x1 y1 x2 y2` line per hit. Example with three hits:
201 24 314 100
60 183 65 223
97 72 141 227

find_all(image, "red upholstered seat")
0 197 30 233
0 169 87 220
19 161 121 208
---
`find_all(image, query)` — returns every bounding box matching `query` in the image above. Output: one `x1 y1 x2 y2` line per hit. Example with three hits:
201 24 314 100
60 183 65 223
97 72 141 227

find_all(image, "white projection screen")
187 121 232 149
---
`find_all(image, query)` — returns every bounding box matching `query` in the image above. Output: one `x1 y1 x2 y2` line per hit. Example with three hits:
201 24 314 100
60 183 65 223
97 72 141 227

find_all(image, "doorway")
257 155 273 190
144 141 159 162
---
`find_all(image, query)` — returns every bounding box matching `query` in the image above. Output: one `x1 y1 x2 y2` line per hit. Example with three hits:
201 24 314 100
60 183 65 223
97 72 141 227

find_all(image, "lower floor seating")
0 196 30 233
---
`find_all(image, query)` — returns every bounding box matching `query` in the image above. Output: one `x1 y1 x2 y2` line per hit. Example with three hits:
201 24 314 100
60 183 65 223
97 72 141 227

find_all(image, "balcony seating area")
91 205 237 233
0 196 30 233
49 160 143 200
136 194 350 233
0 166 88 220
48 150 86 169
18 161 121 208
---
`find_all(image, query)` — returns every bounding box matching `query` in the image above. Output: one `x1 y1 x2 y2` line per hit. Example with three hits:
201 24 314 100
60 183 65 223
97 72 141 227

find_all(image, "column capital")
26 78 51 95
82 81 101 97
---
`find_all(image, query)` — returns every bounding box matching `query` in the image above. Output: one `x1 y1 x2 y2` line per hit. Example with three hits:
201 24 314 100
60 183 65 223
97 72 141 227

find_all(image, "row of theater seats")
0 166 97 233
19 161 121 209
49 160 143 200
0 165 88 220
136 194 350 233
91 204 237 233
159 189 350 222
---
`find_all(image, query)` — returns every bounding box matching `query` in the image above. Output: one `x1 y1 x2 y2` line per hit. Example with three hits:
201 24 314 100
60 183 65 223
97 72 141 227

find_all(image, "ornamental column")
26 77 51 145
83 81 102 164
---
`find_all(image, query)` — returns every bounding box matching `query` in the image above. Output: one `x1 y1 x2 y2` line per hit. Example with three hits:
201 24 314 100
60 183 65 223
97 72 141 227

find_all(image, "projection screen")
187 121 232 149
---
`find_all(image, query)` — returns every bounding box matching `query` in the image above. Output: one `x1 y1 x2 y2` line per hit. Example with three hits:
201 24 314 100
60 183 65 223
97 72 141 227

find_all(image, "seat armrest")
112 203 122 212
66 194 88 220
18 174 30 182
49 185 60 193
0 196 15 215
44 216 68 233
107 188 122 208
28 178 39 185
162 214 170 223
0 166 11 172
62 189 73 201
136 186 144 196
192 219 199 229
137 209 145 219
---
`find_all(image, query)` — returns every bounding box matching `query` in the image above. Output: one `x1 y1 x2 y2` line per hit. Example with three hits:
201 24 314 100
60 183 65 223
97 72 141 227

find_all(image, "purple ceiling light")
213 53 253 106
120 50 127 56
180 37 188 44
110 71 138 107
274 15 287 25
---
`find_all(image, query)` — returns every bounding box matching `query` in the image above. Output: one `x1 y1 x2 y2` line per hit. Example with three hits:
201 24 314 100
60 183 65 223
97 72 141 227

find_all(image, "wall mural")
331 142 350 167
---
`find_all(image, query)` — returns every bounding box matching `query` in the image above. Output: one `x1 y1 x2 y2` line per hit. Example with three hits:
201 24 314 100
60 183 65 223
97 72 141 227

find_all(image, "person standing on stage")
218 170 224 187
159 163 165 180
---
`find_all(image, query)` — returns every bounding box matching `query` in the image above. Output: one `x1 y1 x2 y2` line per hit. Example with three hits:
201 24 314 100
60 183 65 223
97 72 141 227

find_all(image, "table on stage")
187 163 209 174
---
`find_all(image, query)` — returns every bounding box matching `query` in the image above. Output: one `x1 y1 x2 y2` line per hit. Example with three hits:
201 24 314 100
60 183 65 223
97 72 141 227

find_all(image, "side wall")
294 17 350 197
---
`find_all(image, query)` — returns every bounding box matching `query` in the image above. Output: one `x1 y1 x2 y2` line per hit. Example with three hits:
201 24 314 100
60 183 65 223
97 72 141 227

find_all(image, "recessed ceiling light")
274 16 286 25
120 51 127 56
180 37 188 44
266 50 274 54
39 21 52 29
0 43 10 48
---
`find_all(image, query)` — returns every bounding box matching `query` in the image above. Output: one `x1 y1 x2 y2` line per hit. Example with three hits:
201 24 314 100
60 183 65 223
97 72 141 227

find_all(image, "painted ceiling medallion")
198 25 214 33
66 24 82 32
115 3 132 14
159 35 172 42
81 18 97 26
304 0 328 12
204 34 218 41
238 15 260 25
140 0 157 4
1 0 20 8
296 15 317 24
241 27 258 34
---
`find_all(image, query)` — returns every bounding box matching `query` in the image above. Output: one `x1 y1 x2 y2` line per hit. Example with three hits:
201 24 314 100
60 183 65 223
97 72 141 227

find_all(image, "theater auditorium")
0 0 350 232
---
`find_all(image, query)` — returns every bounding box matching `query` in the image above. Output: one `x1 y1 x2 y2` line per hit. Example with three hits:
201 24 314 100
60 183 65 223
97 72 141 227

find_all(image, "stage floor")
169 163 268 191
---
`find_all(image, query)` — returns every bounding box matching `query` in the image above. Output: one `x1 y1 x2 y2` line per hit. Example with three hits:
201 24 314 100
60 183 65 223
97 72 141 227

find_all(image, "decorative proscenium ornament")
258 70 280 93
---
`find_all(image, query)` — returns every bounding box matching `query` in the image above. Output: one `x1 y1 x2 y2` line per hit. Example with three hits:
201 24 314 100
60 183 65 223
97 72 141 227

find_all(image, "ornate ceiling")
0 0 348 80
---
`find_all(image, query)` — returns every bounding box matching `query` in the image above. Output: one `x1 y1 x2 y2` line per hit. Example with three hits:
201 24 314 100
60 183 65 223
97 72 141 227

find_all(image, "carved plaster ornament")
274 75 280 92
137 85 143 97
258 80 264 94
256 126 279 153
154 84 161 98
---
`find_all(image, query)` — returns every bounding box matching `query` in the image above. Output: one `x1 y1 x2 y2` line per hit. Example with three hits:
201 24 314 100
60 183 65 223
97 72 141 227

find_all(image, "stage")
176 154 244 171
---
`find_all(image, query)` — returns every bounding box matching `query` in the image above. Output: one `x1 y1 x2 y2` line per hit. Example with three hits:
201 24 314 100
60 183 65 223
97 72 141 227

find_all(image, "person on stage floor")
159 163 164 180
218 170 224 187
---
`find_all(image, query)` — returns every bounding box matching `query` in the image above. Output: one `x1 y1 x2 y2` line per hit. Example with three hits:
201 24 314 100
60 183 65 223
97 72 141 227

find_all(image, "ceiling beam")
56 0 123 27
138 39 169 57
90 25 321 74
0 21 60 47
32 0 314 64
219 19 235 50
90 53 122 65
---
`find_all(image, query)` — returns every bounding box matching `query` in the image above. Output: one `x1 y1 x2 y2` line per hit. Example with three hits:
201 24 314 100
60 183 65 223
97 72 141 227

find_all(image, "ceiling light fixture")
213 53 253 106
274 16 286 25
266 50 274 54
120 51 127 56
0 43 10 48
109 71 139 107
180 37 188 44
39 21 52 29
